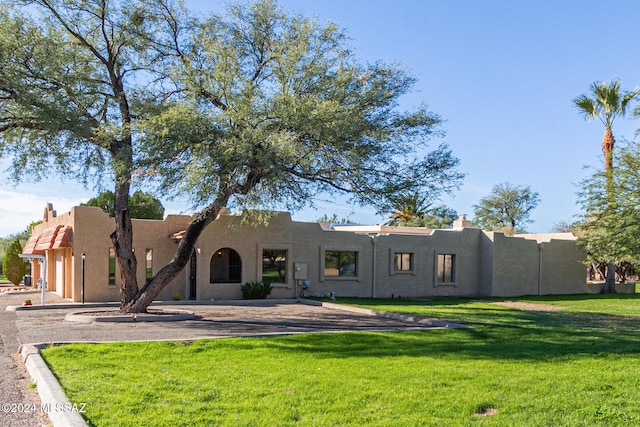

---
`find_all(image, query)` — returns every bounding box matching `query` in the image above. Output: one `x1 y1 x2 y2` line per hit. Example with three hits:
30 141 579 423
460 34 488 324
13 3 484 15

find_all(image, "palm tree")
385 193 429 226
573 80 639 292
573 80 638 188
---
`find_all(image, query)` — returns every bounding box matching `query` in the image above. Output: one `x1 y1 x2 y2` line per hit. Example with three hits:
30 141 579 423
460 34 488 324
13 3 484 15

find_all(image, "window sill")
324 276 360 281
435 282 457 287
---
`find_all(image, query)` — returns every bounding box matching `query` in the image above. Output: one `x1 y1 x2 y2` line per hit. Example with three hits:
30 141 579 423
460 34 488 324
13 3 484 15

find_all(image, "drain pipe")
368 234 378 298
19 254 47 305
537 244 543 296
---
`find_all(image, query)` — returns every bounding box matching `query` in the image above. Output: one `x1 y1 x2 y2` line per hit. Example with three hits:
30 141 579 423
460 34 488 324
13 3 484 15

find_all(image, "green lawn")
41 294 640 426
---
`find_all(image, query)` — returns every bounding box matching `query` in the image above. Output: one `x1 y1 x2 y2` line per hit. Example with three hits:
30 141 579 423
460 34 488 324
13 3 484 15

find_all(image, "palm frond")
574 80 639 129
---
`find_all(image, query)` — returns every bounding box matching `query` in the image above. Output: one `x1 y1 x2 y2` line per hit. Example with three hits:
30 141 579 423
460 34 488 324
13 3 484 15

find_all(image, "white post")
18 254 47 305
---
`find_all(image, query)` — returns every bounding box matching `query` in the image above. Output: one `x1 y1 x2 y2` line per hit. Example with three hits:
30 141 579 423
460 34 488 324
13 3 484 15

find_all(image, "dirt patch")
490 301 560 312
65 308 195 323
78 309 188 317
474 406 498 417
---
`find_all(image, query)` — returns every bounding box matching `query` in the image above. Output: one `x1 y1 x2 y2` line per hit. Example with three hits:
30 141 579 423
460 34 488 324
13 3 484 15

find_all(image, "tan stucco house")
21 203 623 303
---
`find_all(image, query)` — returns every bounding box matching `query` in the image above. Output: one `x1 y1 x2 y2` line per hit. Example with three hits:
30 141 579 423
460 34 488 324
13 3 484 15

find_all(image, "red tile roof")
22 225 73 255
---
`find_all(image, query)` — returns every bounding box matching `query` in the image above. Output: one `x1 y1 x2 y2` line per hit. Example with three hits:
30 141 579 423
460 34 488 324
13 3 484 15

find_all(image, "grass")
41 294 640 426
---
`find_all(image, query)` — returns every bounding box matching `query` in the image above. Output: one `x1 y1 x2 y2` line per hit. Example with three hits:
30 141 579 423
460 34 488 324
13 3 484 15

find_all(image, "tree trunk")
121 198 229 313
601 127 617 293
602 261 617 293
111 142 139 308
602 126 615 195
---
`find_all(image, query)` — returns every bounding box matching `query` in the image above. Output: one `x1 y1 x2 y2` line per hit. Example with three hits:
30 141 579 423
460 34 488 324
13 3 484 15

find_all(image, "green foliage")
577 141 640 265
573 80 638 130
241 281 273 299
385 193 458 228
137 0 463 215
81 191 165 219
2 238 26 285
0 0 153 183
421 205 458 228
316 214 353 224
0 0 463 310
0 224 37 269
81 191 116 216
130 191 165 219
472 182 540 234
385 192 429 225
384 193 457 228
26 220 42 234
0 0 182 306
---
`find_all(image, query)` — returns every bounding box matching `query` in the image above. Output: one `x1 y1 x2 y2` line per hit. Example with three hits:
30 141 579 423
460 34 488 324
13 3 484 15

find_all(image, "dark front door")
189 250 197 300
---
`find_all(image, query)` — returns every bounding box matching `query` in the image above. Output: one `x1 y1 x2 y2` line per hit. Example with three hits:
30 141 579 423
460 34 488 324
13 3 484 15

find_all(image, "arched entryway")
210 248 242 283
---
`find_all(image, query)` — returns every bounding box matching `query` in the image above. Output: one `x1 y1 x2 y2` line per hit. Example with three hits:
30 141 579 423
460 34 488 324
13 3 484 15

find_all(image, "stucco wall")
28 206 596 302
539 239 590 295
34 205 192 302
194 213 297 300
489 233 540 296
368 228 486 298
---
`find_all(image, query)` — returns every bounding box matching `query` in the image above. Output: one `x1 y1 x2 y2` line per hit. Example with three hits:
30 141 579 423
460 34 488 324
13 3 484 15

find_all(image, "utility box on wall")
294 263 307 280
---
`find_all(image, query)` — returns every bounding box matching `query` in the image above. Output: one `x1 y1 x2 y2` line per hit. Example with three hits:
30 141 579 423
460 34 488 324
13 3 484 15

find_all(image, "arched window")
210 248 242 283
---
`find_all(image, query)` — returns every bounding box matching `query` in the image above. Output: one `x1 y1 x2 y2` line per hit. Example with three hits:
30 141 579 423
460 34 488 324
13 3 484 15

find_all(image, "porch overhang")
22 225 73 255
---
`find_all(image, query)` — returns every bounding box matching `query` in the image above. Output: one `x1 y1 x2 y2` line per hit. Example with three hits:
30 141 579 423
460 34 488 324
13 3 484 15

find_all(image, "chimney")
453 214 472 230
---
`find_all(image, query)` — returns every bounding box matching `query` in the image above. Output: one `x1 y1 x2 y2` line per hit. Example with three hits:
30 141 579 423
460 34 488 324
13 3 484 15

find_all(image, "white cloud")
0 189 88 237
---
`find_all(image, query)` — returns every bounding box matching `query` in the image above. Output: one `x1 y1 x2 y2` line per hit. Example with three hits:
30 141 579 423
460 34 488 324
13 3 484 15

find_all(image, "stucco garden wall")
489 233 540 296
368 228 486 298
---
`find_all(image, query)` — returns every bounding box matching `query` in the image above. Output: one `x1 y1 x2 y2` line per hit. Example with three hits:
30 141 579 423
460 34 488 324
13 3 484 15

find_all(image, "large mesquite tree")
472 182 540 235
577 142 640 286
0 0 174 306
0 0 463 312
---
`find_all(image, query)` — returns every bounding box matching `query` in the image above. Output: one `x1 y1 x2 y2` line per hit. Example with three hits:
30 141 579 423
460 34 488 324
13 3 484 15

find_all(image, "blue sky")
2 0 640 236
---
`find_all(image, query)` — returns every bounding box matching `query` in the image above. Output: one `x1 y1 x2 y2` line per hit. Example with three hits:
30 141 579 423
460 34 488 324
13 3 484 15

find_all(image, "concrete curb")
7 298 299 312
64 309 195 323
20 344 88 427
7 302 120 312
298 298 470 329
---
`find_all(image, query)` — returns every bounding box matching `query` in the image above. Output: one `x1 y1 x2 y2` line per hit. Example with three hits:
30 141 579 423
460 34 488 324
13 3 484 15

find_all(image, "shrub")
2 239 26 285
241 281 273 299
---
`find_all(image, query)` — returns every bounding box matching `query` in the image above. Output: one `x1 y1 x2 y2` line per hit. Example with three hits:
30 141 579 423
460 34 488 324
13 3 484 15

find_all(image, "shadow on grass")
250 299 640 362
